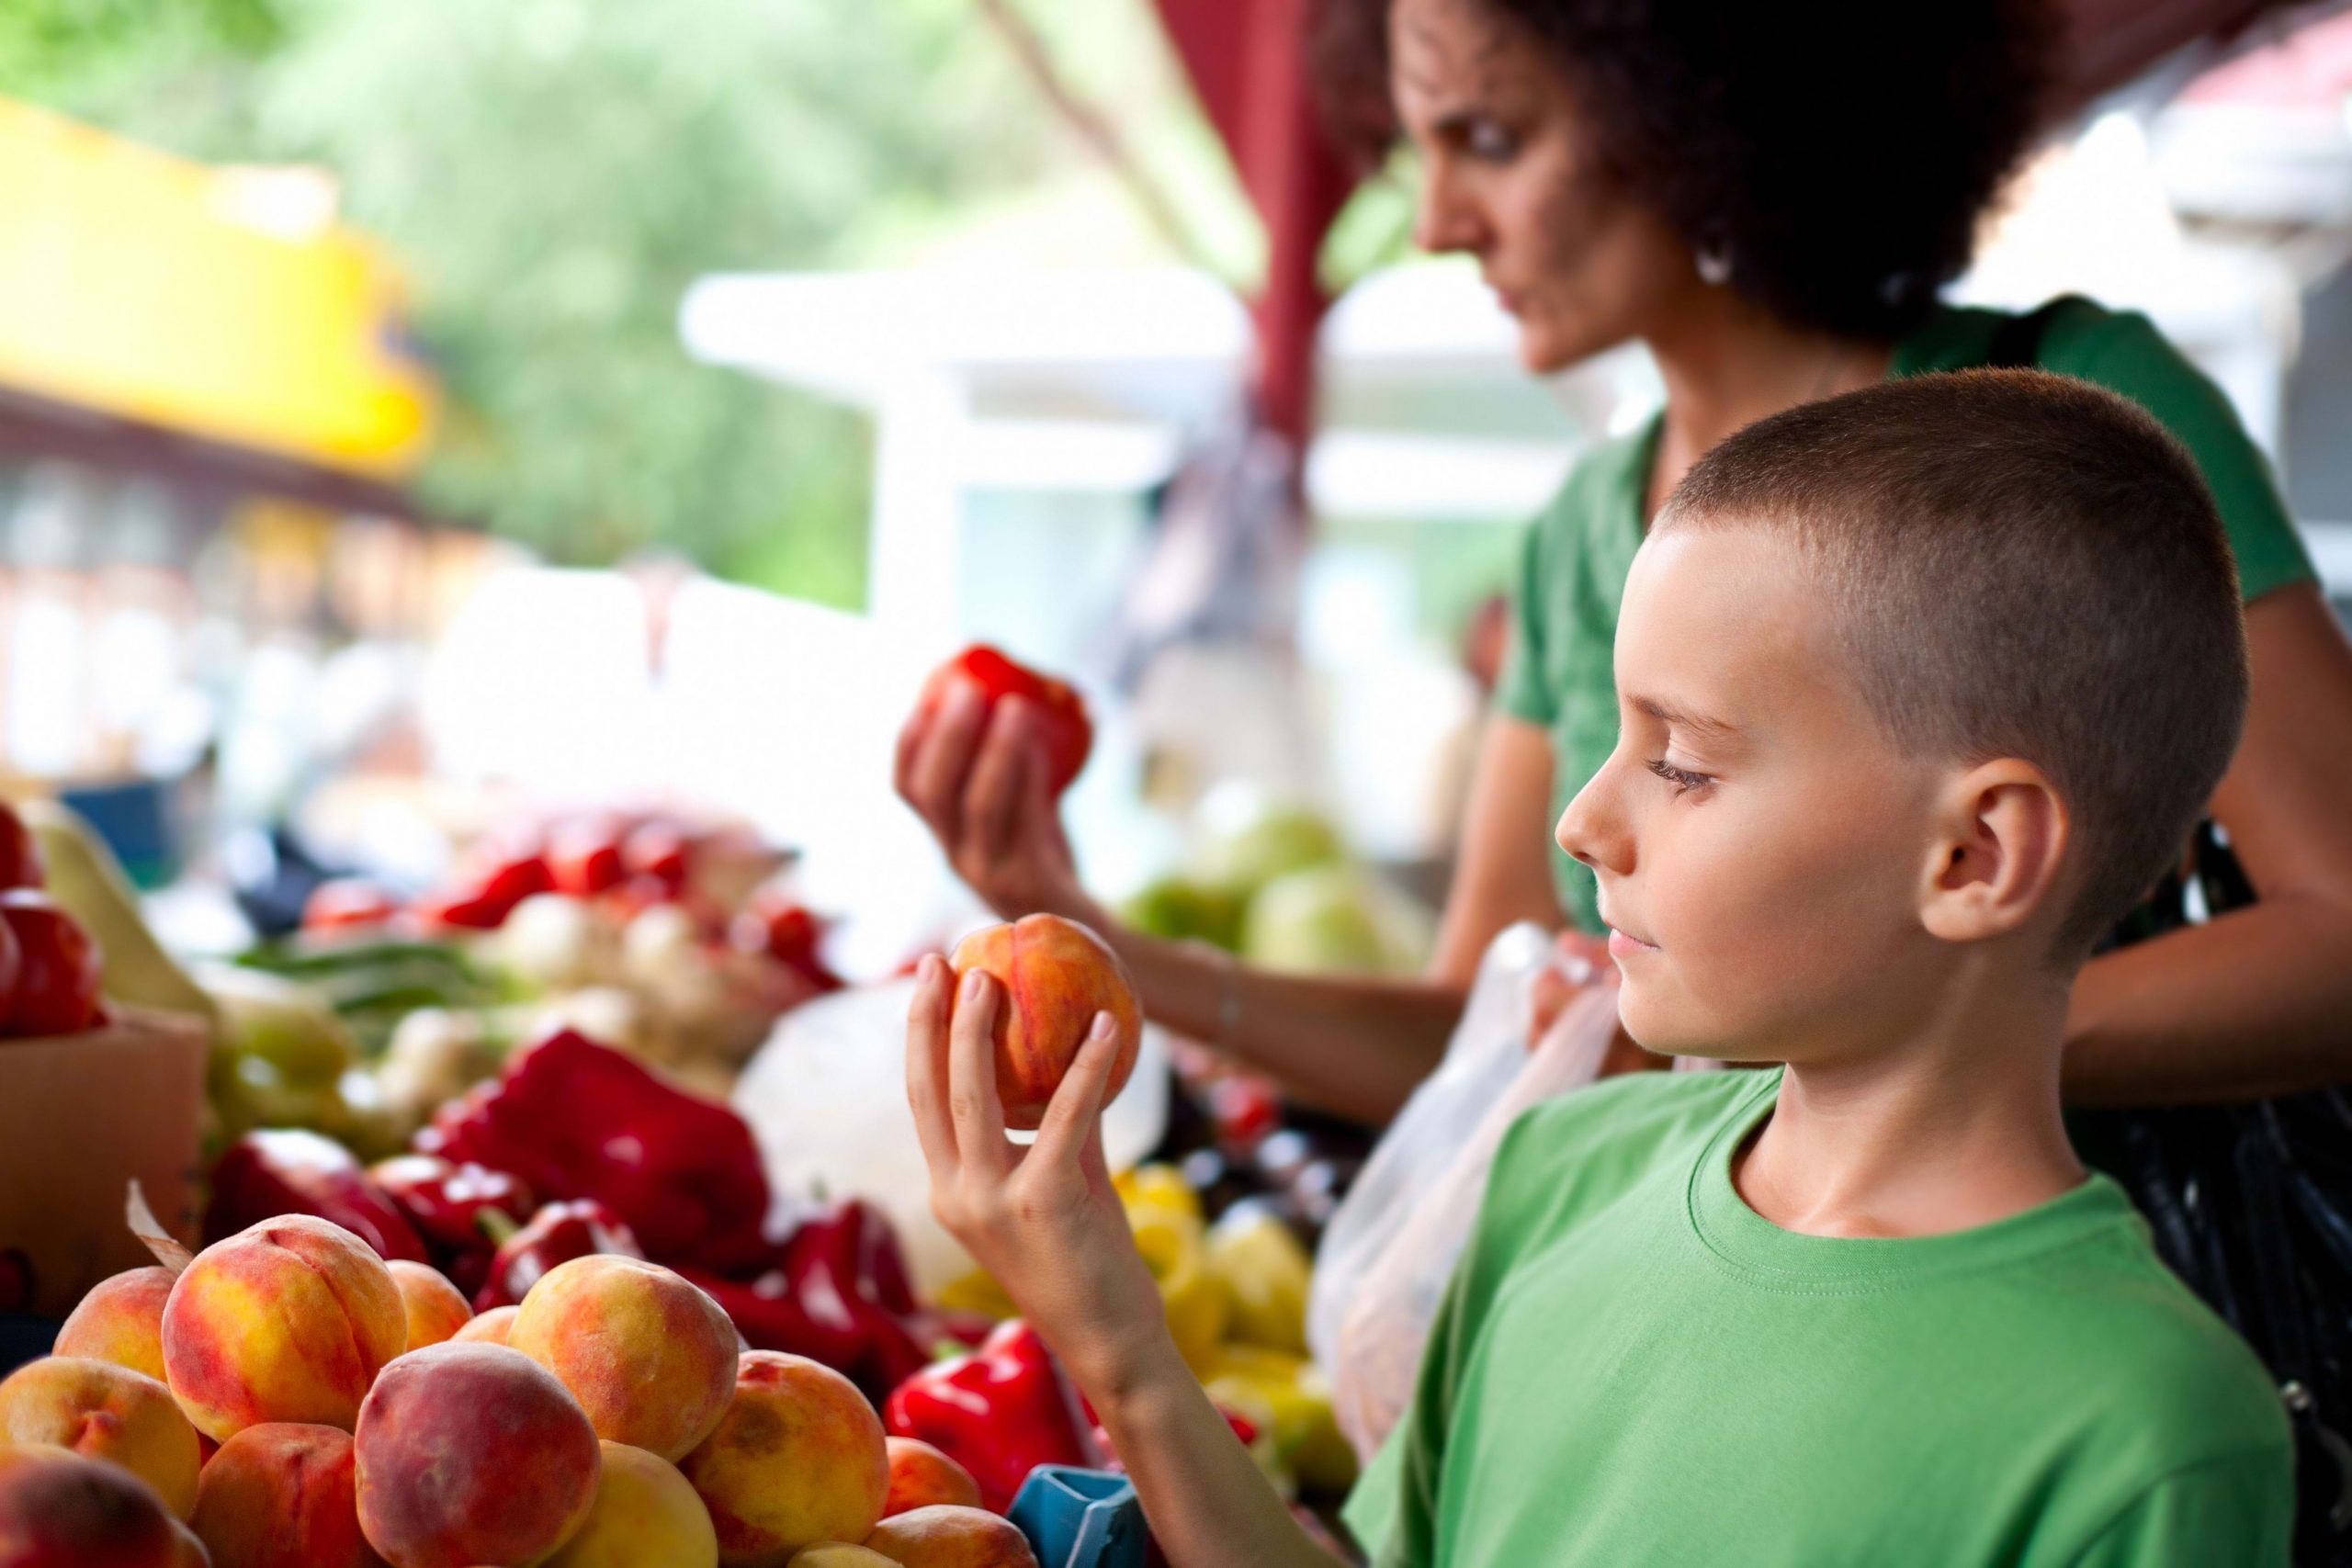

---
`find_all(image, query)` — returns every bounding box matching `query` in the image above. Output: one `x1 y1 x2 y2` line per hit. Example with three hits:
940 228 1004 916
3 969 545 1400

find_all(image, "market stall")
3 0 2350 1563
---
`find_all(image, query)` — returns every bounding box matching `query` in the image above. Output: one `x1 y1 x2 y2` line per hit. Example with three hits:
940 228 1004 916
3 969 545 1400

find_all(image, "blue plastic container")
1008 1465 1148 1568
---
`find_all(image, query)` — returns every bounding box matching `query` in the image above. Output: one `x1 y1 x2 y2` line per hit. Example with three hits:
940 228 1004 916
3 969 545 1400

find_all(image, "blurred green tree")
7 0 1235 607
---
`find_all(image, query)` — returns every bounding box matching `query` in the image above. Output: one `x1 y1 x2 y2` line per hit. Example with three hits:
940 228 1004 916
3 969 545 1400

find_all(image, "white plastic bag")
731 978 1170 1297
1307 922 1630 1460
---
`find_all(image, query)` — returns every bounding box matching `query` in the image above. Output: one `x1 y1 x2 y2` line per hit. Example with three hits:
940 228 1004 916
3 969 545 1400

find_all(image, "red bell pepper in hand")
368 1155 535 1254
884 1319 1102 1513
416 1028 769 1266
206 1130 430 1263
916 645 1093 796
471 1198 641 1311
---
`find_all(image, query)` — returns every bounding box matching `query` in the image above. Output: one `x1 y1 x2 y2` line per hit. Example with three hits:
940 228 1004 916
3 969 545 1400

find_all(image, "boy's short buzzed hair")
1659 368 2250 956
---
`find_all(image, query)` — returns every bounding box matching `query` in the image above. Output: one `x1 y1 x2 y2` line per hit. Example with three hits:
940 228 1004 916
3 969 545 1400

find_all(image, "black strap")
1983 295 2086 370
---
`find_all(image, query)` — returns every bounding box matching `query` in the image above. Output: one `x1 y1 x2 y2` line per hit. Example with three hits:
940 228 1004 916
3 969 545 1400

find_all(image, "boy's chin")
1617 993 1757 1066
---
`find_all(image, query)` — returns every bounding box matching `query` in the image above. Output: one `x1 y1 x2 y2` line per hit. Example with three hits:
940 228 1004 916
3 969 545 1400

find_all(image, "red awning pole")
1152 0 1360 462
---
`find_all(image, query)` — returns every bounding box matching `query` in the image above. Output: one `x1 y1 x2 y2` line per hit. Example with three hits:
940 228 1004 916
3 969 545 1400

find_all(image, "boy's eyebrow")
1631 695 1741 743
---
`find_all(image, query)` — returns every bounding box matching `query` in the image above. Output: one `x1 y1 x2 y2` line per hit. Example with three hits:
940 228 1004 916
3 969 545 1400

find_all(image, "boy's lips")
1607 926 1660 959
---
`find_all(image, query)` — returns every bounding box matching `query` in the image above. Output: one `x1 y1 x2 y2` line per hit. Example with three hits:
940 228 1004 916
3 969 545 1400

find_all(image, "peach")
168 1517 209 1566
53 1269 176 1383
0 1357 202 1517
450 1304 518 1347
881 1438 980 1517
384 1262 471 1351
354 1341 600 1568
543 1441 718 1567
861 1506 1039 1568
0 1442 187 1566
788 1549 898 1568
162 1215 405 1443
189 1423 384 1568
947 915 1140 1129
679 1351 887 1566
511 1257 736 1461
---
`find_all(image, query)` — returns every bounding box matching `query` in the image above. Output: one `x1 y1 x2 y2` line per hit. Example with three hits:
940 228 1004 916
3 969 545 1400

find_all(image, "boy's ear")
1917 760 2071 946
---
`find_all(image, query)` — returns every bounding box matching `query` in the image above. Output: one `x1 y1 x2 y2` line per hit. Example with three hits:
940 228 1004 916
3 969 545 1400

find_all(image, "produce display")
1120 798 1431 977
0 638 1382 1564
0 805 110 1042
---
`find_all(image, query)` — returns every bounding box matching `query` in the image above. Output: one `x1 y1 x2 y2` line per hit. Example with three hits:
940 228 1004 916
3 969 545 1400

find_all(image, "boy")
905 369 2293 1564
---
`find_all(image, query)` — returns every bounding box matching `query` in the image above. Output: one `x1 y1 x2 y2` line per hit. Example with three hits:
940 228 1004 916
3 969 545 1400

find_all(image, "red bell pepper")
471 1198 641 1312
915 645 1093 796
731 900 846 994
368 1155 536 1254
415 1028 769 1266
884 1319 1102 1513
682 1201 987 1403
206 1130 430 1263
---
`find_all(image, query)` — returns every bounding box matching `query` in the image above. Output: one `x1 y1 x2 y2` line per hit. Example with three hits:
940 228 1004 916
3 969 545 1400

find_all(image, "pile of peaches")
0 1214 1036 1567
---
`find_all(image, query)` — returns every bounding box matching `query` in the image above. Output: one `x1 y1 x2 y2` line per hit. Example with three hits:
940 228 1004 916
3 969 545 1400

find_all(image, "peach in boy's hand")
946 914 1141 1131
906 955 1169 1397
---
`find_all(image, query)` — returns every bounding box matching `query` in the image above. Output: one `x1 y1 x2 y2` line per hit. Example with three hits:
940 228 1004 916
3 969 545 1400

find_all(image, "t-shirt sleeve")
2045 304 2316 604
1493 506 1559 727
2064 1449 2295 1568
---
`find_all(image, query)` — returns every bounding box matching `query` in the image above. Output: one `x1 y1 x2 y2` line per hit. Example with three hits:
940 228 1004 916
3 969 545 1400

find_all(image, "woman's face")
1388 0 1698 372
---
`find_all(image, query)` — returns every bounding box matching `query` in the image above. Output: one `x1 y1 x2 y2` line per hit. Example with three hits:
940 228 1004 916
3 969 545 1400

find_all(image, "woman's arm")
905 962 1341 1568
2064 584 2352 1103
896 685 1566 1122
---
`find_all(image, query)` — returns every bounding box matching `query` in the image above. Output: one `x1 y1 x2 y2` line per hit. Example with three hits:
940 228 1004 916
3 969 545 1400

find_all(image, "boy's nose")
1556 765 1631 875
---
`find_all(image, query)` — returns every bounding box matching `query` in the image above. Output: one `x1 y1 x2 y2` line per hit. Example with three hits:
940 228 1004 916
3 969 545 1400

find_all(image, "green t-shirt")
1498 299 2321 934
1340 1068 2294 1566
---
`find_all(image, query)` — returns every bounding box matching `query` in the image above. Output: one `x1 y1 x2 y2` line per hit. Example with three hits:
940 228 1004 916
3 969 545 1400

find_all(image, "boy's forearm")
1082 1336 1343 1568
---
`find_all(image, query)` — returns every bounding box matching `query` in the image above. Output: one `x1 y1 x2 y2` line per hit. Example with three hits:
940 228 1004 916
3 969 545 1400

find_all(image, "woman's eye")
1646 758 1713 795
1464 120 1518 161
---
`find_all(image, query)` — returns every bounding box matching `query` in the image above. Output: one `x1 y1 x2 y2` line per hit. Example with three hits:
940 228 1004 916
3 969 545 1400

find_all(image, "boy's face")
1557 525 1958 1062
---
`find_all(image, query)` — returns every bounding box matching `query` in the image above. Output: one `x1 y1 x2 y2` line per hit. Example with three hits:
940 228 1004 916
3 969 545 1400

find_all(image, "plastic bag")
1308 922 1642 1460
731 977 1170 1298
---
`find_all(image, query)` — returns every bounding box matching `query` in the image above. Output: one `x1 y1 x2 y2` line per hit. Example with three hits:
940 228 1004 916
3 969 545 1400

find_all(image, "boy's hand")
906 954 1170 1392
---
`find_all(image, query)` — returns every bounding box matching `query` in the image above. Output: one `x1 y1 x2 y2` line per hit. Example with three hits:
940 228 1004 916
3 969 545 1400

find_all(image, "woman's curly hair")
1314 0 2057 337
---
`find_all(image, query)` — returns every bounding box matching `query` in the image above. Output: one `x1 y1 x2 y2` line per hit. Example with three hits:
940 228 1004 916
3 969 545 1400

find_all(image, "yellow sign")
0 98 435 475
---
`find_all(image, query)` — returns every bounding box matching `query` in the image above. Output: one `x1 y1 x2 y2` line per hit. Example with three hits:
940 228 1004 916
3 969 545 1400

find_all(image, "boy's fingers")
1033 1010 1121 1170
947 967 1013 1173
905 955 960 1174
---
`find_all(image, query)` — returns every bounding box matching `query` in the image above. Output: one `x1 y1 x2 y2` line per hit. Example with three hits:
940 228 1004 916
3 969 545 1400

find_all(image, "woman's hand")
905 954 1170 1392
895 683 1095 921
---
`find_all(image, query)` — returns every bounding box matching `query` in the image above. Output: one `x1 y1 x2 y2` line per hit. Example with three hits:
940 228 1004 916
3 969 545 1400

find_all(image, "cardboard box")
0 1008 208 1317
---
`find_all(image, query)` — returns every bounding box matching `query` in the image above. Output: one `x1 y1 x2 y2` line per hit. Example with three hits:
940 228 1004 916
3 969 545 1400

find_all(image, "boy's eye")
1646 757 1713 795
